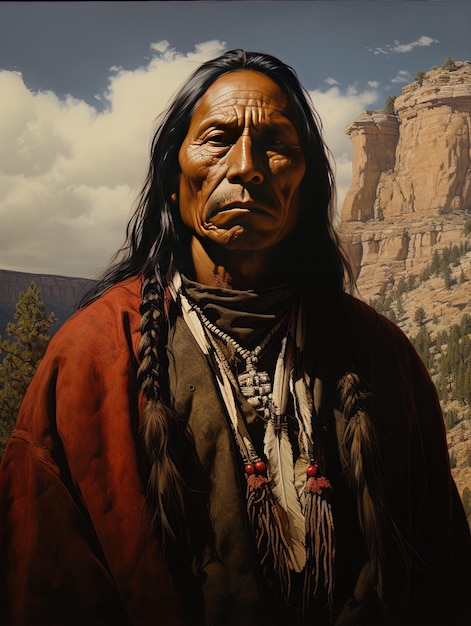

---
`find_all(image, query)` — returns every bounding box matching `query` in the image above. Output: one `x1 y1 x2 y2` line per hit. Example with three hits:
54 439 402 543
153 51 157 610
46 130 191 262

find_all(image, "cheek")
179 145 203 187
179 171 226 233
178 148 205 225
178 180 201 229
179 145 222 193
283 190 301 234
279 169 306 206
271 156 306 202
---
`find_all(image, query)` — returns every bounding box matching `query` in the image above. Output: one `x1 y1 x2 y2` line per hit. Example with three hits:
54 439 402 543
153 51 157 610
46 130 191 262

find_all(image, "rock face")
339 60 471 298
341 113 400 223
0 269 95 336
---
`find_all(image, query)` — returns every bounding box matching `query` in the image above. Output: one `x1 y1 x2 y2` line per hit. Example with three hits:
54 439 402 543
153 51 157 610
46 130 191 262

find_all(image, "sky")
1 0 470 279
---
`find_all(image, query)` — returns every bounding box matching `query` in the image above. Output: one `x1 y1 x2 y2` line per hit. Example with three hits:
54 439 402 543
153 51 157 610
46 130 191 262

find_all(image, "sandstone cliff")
339 60 471 300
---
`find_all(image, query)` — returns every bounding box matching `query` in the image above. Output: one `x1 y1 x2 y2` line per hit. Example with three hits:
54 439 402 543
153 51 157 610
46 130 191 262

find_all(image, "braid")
137 273 208 552
137 276 161 400
137 275 163 400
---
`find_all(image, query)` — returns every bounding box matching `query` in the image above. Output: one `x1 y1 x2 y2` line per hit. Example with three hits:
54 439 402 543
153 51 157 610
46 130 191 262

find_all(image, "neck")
188 236 294 290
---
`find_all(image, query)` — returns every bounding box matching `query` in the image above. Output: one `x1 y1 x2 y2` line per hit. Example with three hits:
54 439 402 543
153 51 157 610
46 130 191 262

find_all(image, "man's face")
177 70 306 252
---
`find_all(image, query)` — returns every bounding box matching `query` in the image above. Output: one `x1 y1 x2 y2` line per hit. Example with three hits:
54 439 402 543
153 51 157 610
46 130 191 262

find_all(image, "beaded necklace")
186 298 286 419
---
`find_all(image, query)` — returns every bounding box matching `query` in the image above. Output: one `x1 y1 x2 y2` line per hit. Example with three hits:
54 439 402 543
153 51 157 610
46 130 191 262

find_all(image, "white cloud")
390 35 439 54
391 69 412 84
367 47 389 56
0 41 227 277
0 40 379 277
308 85 379 212
324 77 340 86
367 35 439 57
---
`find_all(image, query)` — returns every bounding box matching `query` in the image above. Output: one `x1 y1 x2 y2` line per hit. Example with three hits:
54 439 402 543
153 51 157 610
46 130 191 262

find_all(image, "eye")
260 131 289 153
204 131 233 147
265 135 304 160
266 138 286 150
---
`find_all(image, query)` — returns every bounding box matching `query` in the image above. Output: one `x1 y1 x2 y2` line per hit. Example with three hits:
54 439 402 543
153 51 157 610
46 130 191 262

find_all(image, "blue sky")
1 0 470 277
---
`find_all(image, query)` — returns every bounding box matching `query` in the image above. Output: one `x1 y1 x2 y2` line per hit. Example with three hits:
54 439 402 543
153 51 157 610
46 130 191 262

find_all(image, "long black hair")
79 48 353 308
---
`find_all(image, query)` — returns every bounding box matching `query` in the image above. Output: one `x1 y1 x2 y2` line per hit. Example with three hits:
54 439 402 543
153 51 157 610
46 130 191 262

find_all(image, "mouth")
207 202 269 221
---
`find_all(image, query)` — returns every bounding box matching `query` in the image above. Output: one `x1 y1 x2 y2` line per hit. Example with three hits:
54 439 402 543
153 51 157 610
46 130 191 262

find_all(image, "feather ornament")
290 301 314 459
294 455 309 507
264 335 307 572
292 376 313 450
291 374 312 507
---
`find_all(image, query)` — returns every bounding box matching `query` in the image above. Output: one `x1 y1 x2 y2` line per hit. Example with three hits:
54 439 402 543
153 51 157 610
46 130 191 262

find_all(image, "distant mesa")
0 269 95 336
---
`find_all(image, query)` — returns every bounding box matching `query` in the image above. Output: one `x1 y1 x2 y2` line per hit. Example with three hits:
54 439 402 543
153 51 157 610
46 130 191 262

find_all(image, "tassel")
302 488 335 616
246 474 293 602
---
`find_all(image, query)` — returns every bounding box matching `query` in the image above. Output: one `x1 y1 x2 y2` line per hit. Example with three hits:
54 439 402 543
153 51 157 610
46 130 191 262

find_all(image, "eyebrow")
194 113 299 134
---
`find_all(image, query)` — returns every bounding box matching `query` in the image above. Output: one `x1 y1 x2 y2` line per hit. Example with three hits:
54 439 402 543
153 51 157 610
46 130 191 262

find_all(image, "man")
1 49 469 626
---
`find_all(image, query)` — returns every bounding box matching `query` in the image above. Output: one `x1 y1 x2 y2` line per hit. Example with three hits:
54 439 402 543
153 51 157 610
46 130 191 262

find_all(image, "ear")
170 192 178 204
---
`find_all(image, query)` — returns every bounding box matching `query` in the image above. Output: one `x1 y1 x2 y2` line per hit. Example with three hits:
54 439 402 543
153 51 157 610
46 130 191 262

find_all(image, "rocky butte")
338 59 471 301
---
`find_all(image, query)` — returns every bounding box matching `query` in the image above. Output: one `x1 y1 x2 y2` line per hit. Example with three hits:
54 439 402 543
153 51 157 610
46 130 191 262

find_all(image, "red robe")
0 278 185 625
1 277 470 625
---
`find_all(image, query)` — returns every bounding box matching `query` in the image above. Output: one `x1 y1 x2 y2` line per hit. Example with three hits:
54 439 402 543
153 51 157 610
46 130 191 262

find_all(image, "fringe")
246 474 293 602
302 484 335 616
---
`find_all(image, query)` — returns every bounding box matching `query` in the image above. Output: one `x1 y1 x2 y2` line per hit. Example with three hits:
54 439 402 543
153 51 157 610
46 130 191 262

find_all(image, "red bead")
255 460 267 473
307 463 318 477
245 463 255 474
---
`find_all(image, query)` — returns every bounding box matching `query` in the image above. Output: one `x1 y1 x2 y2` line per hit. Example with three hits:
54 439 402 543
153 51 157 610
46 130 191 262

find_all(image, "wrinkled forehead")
190 69 298 128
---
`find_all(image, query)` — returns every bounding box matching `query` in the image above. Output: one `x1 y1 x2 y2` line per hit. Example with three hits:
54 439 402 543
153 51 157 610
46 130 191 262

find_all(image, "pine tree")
455 362 465 404
464 366 471 406
460 314 471 336
412 326 434 370
430 250 441 276
462 487 471 518
443 265 452 290
0 282 57 456
395 276 408 297
415 70 426 85
407 274 417 291
414 307 427 326
384 95 397 115
443 56 455 70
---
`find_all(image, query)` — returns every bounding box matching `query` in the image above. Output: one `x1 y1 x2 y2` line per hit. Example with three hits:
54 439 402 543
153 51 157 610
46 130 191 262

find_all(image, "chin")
223 229 281 251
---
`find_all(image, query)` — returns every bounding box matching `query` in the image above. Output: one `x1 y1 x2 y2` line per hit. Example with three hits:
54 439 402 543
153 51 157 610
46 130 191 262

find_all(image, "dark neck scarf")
181 274 298 349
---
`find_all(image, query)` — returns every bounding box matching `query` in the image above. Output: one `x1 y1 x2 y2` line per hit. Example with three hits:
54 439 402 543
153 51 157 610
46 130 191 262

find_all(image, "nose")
226 135 264 184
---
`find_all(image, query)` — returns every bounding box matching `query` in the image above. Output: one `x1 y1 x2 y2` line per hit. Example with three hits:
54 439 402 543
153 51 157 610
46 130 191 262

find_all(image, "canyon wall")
339 60 471 299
